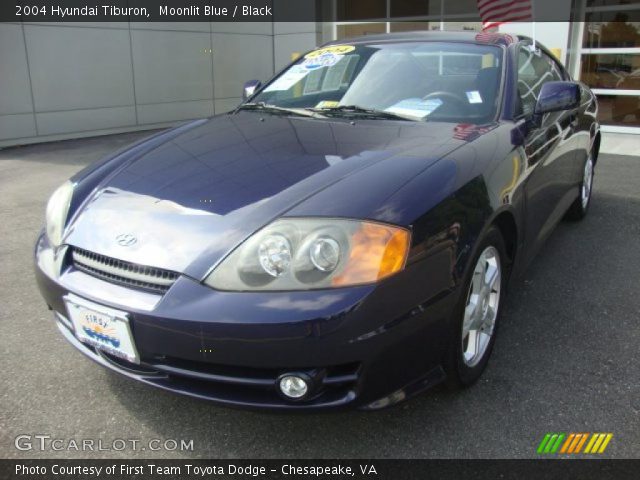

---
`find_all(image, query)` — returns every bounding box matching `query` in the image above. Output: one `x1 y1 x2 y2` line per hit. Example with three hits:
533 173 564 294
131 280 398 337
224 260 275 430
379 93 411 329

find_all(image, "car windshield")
250 42 503 123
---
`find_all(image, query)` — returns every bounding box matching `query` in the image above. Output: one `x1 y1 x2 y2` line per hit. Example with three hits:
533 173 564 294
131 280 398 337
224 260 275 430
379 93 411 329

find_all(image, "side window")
516 46 563 116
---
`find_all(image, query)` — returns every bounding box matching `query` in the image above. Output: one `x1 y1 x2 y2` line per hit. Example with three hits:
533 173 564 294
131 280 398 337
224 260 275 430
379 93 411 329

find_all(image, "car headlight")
45 180 74 247
205 218 410 291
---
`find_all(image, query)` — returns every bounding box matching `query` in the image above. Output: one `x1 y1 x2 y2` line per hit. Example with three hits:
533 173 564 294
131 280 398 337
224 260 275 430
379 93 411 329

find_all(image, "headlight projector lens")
258 234 292 277
310 237 341 272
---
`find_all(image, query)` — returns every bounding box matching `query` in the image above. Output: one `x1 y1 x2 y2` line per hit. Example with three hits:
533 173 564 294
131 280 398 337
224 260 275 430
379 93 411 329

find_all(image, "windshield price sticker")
386 98 444 118
303 53 343 70
305 45 355 59
264 65 310 92
466 90 484 104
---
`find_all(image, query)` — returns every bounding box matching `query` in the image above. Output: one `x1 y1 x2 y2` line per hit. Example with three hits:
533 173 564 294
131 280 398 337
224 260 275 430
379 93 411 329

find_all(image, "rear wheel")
445 226 507 388
565 152 594 221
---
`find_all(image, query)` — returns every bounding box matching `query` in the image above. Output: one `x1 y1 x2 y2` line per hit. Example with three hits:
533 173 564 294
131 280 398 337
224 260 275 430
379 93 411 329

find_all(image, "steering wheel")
422 91 469 112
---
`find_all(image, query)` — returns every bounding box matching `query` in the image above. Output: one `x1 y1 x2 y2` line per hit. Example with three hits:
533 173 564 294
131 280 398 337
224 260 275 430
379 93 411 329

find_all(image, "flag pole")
530 0 538 53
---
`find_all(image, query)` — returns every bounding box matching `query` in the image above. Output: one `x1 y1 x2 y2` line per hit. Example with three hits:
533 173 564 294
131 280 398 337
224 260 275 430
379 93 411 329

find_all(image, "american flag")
477 0 533 31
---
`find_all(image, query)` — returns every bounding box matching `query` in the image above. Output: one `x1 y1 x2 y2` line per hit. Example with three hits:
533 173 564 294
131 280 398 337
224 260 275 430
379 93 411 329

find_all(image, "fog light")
278 374 309 399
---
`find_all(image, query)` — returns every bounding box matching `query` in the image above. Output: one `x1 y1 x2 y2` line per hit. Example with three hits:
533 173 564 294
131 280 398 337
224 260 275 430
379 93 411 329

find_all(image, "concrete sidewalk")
600 133 640 156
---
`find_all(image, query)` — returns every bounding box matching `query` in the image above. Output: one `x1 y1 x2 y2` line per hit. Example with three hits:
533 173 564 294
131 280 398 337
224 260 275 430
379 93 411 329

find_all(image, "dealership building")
1 0 638 150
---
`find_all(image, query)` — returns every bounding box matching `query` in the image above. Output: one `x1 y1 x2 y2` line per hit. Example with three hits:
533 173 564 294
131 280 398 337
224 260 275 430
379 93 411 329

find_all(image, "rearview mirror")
242 80 262 101
534 81 580 115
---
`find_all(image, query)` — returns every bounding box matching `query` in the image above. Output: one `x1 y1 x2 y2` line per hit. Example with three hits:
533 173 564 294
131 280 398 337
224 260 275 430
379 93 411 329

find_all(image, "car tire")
444 226 508 389
565 151 594 221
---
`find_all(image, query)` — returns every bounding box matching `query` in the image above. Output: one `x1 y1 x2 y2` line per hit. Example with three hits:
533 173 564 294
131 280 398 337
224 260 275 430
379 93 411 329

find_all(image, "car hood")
65 112 467 279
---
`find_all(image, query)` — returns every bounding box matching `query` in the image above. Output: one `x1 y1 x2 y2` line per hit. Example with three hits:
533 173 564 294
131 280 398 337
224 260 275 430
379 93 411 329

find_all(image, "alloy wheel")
462 246 501 367
581 154 594 210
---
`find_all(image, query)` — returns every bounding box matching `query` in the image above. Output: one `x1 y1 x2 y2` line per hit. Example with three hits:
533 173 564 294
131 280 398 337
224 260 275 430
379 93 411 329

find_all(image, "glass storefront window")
594 93 640 126
335 0 386 21
583 17 640 48
390 22 438 32
581 53 640 88
336 23 386 40
390 0 441 18
578 3 640 129
336 19 481 41
443 21 482 32
587 0 640 7
444 0 482 16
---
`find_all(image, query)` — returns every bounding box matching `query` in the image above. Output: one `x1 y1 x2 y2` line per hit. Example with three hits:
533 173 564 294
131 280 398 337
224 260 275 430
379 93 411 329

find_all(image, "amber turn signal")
332 222 410 286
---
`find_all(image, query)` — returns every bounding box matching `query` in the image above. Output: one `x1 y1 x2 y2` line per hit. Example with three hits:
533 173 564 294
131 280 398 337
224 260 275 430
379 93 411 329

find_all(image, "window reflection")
587 0 640 7
444 0 481 15
580 54 639 88
583 16 640 48
390 0 440 17
443 21 482 32
336 23 386 40
596 94 640 126
335 0 386 21
390 22 438 32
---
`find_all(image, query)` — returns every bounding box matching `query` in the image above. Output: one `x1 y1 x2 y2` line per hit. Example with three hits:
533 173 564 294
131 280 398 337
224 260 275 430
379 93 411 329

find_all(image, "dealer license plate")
64 294 139 364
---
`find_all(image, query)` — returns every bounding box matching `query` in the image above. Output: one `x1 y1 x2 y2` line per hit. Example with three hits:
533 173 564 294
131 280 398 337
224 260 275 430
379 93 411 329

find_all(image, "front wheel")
565 152 594 221
444 226 507 388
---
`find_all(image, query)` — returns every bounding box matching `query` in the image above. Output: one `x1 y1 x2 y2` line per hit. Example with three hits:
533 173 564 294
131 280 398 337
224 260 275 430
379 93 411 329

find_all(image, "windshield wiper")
235 102 316 117
308 105 416 121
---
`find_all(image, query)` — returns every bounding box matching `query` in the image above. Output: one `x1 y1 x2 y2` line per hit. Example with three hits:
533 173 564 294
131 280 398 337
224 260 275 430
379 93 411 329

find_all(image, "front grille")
70 247 179 294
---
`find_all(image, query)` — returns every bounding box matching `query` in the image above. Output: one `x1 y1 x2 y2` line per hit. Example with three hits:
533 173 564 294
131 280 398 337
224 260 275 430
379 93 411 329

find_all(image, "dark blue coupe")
35 32 600 410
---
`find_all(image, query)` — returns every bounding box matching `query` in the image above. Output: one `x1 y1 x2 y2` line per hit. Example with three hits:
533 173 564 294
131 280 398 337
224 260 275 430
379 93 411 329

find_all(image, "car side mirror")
242 80 262 101
534 81 580 116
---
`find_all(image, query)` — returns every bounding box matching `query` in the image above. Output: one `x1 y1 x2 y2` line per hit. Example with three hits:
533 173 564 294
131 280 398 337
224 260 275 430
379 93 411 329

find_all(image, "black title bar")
3 1 320 22
3 0 640 23
2 459 640 480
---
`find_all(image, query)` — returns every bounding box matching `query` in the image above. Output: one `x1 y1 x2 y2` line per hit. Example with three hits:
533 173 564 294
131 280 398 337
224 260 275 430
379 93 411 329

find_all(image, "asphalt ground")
0 132 638 459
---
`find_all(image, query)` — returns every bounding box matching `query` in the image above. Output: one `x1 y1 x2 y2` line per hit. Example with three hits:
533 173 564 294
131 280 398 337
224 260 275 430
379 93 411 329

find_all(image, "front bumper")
35 233 456 410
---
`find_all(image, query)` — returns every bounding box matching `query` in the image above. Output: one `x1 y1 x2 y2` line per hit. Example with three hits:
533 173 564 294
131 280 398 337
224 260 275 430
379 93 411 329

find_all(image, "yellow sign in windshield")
305 45 355 59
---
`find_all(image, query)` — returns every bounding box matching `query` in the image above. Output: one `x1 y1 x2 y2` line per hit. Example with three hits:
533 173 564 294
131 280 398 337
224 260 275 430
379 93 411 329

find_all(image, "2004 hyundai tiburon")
35 32 600 410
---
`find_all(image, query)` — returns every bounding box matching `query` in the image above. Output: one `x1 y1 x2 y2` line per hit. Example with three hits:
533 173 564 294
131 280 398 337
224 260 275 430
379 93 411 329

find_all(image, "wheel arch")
451 205 520 297
593 130 601 165
490 210 518 266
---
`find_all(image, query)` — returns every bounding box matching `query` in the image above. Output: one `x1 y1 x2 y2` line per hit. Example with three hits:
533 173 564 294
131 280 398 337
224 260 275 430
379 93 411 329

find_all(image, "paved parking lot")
0 131 638 459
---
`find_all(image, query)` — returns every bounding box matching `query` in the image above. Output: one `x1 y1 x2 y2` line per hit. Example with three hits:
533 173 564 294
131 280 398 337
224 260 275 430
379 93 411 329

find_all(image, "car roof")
323 30 522 47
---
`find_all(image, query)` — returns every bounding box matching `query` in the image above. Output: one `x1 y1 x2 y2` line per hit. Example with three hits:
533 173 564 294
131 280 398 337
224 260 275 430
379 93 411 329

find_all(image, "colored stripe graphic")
584 434 598 453
585 433 614 454
560 434 575 454
568 433 582 453
574 433 589 453
537 434 551 454
537 433 565 454
540 433 613 454
592 434 606 452
598 434 613 453
550 434 565 453
544 434 558 453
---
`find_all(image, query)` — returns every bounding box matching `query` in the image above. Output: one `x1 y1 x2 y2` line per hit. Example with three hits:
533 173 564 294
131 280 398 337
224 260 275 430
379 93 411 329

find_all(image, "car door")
516 44 581 261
